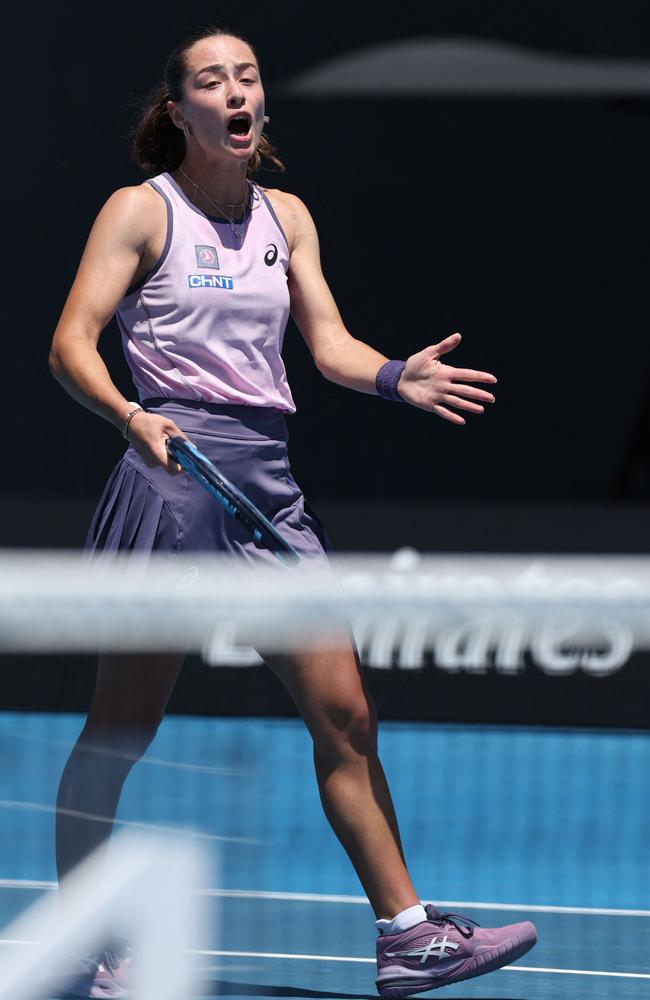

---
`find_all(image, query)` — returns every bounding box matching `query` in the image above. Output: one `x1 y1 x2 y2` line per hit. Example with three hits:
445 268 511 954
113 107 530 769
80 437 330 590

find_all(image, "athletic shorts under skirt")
85 399 331 563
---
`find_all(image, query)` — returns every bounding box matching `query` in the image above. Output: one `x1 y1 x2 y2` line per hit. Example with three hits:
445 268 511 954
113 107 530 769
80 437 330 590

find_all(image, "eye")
203 81 220 89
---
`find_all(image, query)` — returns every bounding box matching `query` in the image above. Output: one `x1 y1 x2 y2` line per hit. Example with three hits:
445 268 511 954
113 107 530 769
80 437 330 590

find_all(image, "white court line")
5 731 251 778
0 801 259 845
513 965 650 980
1 883 649 918
2 941 648 980
195 950 374 964
192 950 650 979
205 889 650 918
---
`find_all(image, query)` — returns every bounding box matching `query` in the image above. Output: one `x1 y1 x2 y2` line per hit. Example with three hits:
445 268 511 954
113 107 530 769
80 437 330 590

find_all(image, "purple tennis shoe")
376 904 536 997
57 942 132 998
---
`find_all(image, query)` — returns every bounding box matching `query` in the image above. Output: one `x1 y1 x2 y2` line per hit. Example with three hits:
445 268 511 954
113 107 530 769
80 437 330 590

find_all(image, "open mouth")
227 113 252 137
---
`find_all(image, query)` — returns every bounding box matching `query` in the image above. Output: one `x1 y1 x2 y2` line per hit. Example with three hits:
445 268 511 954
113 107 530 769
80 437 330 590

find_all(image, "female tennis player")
49 25 536 998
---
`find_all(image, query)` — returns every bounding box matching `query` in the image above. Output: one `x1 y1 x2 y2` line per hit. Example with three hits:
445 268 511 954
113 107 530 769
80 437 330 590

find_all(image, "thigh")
86 652 184 730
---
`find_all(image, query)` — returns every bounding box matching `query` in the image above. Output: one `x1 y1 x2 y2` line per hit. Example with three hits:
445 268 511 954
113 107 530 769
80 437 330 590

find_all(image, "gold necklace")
178 167 255 238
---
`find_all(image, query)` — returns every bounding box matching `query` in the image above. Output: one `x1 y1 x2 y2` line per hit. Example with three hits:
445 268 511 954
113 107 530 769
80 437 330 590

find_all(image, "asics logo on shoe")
386 935 460 963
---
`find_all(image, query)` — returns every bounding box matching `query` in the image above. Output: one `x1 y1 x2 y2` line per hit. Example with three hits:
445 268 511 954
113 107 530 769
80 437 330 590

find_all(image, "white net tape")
1 550 650 653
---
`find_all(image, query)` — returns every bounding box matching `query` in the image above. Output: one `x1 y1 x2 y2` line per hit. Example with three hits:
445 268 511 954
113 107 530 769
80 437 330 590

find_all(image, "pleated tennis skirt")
85 399 331 564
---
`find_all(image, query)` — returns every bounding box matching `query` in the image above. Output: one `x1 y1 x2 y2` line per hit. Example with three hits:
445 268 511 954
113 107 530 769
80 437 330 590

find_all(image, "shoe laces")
424 904 479 939
78 938 131 976
100 948 122 975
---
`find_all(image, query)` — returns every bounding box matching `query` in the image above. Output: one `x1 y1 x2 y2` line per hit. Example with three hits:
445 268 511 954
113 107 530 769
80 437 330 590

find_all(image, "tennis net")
0 829 208 1000
0 550 648 996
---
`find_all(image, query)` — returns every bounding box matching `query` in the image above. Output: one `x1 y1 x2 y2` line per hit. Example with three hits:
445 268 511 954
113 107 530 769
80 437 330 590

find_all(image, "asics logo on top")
386 936 460 964
188 275 234 290
264 243 278 266
195 245 220 269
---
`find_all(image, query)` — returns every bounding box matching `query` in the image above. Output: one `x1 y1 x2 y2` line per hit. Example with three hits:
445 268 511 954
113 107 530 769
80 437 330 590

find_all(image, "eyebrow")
195 62 258 77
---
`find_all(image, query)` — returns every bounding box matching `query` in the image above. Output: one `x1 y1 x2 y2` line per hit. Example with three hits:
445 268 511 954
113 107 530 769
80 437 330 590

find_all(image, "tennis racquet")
165 436 299 566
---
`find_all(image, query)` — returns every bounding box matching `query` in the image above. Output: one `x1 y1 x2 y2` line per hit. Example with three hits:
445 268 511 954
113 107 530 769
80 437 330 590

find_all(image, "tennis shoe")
376 904 536 997
57 940 132 998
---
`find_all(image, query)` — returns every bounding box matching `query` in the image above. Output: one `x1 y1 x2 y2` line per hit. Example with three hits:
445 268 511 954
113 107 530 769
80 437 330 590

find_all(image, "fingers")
419 333 461 361
440 394 485 415
158 445 182 475
157 421 186 474
428 379 497 421
433 404 465 425
164 456 183 475
163 423 197 475
163 420 188 440
450 368 497 384
161 432 184 475
447 383 496 404
430 332 462 358
434 382 496 417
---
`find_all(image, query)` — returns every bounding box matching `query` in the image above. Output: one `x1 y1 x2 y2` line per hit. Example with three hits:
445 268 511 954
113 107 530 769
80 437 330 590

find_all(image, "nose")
226 82 245 106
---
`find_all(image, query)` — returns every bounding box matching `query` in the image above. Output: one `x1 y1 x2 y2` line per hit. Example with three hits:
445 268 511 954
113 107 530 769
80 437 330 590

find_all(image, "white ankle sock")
376 903 427 936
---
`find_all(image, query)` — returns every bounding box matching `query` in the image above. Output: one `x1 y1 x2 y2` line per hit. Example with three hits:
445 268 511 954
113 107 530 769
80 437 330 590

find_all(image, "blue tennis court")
0 714 648 998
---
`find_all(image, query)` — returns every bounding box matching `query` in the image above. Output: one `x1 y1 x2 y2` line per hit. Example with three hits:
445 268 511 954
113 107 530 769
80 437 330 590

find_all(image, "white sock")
376 903 427 936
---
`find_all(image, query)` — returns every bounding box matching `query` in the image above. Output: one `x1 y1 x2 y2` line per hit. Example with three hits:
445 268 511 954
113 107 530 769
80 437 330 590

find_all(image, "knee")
315 695 378 761
78 714 163 768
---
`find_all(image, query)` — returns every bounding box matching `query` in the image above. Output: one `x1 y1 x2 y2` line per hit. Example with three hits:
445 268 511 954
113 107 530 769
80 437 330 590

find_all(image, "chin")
204 145 250 165
225 137 255 153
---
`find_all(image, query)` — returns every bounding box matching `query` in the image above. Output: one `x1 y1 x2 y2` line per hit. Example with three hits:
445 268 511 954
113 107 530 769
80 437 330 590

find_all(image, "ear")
166 100 185 131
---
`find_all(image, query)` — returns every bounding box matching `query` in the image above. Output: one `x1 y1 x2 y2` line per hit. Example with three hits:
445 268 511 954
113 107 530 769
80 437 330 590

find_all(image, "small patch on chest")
195 245 220 269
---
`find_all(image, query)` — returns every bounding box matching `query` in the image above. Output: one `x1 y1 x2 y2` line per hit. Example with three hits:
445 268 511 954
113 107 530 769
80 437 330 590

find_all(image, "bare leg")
265 640 419 920
55 652 183 881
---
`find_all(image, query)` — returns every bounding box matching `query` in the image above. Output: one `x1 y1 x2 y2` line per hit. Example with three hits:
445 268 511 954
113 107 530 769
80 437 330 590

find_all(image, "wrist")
122 402 144 439
375 360 406 402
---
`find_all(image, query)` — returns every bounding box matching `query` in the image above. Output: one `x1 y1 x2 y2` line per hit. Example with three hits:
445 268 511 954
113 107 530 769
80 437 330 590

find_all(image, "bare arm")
49 186 185 470
286 198 388 393
284 195 497 425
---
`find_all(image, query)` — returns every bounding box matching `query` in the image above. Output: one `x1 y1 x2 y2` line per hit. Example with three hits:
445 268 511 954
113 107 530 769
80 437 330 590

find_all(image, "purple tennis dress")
86 172 330 563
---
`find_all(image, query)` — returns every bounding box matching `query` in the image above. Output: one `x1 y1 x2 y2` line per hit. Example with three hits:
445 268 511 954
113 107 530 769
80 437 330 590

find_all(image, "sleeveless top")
115 171 295 412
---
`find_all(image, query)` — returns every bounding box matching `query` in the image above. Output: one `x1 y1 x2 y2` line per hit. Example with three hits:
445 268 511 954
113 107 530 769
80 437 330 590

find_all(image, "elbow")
314 354 337 382
313 342 347 381
48 330 73 380
48 346 62 379
48 337 70 382
310 326 356 381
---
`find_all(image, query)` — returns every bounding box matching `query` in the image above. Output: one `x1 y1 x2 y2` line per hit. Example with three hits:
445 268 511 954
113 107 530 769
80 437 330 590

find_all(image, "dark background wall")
7 0 650 549
3 2 650 724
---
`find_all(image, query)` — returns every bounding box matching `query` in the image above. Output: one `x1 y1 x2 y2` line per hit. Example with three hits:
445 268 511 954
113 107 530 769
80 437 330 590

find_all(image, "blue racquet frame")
165 436 299 566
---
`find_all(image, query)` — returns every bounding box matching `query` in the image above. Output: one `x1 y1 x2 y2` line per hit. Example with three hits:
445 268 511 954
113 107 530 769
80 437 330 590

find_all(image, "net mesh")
0 551 649 995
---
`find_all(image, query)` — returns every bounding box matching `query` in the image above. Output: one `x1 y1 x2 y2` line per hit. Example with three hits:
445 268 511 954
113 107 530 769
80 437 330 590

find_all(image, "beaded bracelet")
122 403 143 438
375 360 406 402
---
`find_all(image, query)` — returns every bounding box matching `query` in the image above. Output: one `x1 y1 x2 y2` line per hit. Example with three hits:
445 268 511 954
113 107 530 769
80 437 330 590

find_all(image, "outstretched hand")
397 333 497 425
